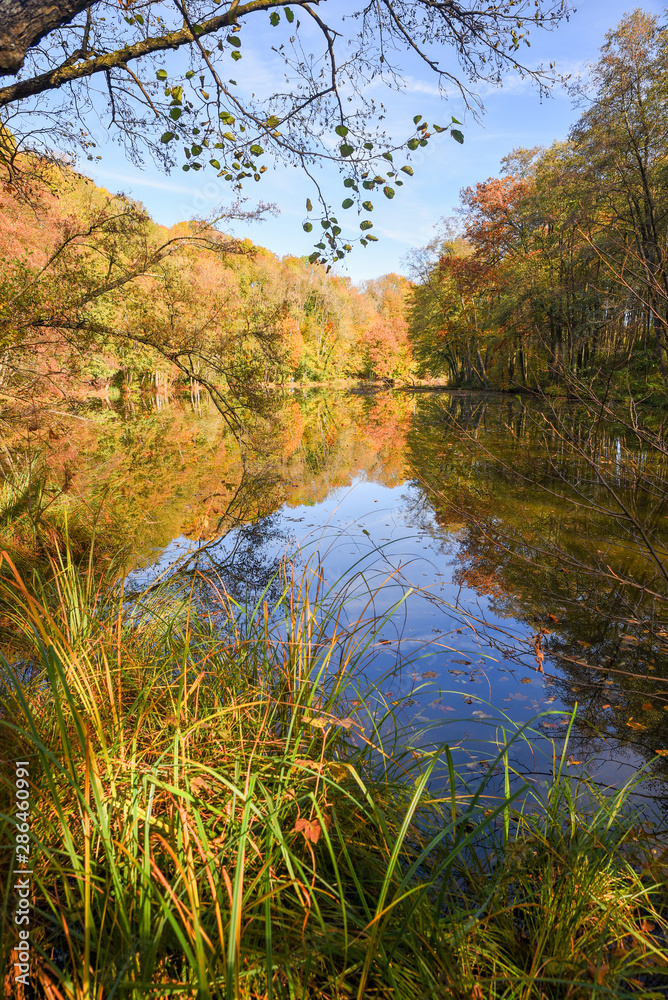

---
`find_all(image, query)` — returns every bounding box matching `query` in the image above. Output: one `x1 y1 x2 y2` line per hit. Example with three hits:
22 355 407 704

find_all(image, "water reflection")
13 387 667 799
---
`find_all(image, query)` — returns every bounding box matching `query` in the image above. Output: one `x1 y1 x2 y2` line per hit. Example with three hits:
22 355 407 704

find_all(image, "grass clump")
0 551 667 999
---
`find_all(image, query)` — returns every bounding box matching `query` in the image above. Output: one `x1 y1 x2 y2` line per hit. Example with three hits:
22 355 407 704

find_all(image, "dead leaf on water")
642 703 654 711
421 671 438 678
521 678 532 685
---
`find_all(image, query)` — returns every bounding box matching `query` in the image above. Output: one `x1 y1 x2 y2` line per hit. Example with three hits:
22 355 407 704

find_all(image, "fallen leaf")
303 716 329 729
327 762 348 781
334 717 355 729
449 669 467 676
655 749 668 756
452 658 472 665
294 816 322 845
521 677 532 685
626 718 648 730
292 759 323 772
641 703 654 711
567 757 583 765
421 671 438 679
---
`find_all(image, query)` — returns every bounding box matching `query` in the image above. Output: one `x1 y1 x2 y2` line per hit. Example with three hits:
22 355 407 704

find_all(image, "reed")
1 550 666 999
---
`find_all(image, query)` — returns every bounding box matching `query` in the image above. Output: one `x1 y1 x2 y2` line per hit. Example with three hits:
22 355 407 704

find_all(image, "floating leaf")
421 671 437 679
642 703 654 711
521 677 532 685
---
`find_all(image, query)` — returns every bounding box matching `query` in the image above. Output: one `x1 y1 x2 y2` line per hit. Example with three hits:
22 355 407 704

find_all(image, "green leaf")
231 50 242 61
362 180 374 190
362 200 373 211
250 144 264 156
227 35 241 46
344 244 352 251
383 186 395 199
266 115 280 129
210 159 220 169
160 131 175 143
401 165 413 176
185 70 195 79
366 234 378 241
156 69 168 81
343 178 355 188
395 180 403 186
306 197 312 212
407 138 419 151
364 142 373 150
321 219 330 229
339 144 354 157
171 86 183 101
192 163 201 169
413 114 422 124
451 129 464 144
382 151 393 161
269 11 280 25
342 198 354 209
219 111 235 124
285 7 294 22
335 124 349 137
308 251 320 263
191 144 202 155
182 164 190 171
135 13 144 24
432 124 446 133
419 138 428 147
360 238 368 247
451 116 463 125
360 220 373 231
170 107 181 120
332 225 341 236
303 222 313 232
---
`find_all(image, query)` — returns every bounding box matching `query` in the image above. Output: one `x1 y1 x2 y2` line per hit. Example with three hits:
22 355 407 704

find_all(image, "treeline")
409 10 668 397
0 161 411 408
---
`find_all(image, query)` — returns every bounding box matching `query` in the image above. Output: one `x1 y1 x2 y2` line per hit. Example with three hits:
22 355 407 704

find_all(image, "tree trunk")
0 0 95 74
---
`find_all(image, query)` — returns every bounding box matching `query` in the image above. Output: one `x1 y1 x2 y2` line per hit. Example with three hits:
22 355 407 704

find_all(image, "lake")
14 387 668 801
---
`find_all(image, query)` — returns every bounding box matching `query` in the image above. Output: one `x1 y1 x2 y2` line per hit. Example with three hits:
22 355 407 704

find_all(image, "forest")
409 10 668 399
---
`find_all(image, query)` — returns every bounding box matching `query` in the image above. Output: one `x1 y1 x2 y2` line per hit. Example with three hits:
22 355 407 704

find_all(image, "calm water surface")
105 388 668 803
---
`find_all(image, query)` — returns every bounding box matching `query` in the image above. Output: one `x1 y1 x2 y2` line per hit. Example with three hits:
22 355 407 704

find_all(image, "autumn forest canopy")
0 5 666 409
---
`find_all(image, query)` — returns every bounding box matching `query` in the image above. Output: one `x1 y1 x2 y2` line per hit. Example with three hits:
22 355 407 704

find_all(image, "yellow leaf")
521 677 532 684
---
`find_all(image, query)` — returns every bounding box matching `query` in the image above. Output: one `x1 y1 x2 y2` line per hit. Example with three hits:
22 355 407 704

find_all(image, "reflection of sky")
129 473 649 796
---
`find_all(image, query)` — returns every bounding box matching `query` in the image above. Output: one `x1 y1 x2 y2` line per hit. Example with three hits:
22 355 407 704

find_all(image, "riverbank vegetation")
408 10 668 400
0 162 412 415
1 551 667 998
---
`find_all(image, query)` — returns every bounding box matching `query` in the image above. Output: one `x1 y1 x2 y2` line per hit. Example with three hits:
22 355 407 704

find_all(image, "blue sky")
82 1 665 281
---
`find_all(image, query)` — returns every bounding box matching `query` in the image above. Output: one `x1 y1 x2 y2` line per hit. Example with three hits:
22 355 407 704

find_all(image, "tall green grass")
1 550 667 999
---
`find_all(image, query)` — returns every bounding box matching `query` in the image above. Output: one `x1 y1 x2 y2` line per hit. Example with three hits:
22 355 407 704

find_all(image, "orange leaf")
294 816 322 845
641 703 653 711
655 749 668 756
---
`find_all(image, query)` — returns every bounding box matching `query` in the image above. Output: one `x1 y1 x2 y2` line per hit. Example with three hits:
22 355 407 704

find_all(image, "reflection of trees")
406 391 668 775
